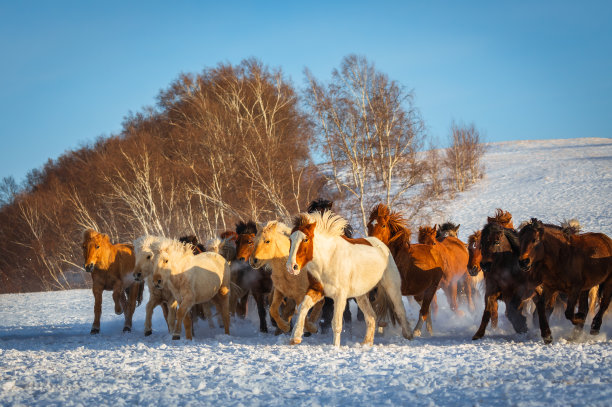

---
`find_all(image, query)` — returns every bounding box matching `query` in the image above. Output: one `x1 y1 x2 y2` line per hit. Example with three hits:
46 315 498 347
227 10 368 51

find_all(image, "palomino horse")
306 198 360 332
152 239 231 340
82 229 144 334
518 218 612 341
472 222 531 340
231 221 273 333
287 211 412 346
249 221 324 335
367 204 443 336
419 225 471 314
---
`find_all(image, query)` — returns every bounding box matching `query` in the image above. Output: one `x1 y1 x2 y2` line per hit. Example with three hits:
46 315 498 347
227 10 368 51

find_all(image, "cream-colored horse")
250 221 323 334
152 239 231 340
287 211 412 346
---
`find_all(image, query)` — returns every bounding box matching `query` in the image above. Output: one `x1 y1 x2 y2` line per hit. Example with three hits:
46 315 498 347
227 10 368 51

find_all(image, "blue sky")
1 1 610 182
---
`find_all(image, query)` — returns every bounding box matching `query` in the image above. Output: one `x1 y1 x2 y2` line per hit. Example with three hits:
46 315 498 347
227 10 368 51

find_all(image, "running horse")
82 228 144 334
287 210 412 346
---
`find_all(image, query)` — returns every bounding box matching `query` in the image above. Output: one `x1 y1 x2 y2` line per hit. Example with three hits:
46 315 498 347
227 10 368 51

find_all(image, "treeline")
0 55 485 293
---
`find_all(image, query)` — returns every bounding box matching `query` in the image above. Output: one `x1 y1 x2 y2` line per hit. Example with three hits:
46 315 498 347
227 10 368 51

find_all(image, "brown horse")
472 221 531 340
419 225 471 315
178 235 206 254
232 220 273 333
367 204 443 336
518 218 612 340
437 222 460 239
82 229 144 334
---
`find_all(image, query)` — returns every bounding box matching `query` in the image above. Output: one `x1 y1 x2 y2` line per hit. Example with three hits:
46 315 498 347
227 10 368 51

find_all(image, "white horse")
152 238 231 340
286 211 412 346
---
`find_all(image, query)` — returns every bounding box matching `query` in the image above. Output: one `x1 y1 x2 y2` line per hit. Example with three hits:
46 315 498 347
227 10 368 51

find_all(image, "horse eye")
303 237 309 243
95 245 100 249
532 239 536 244
381 225 386 228
147 255 151 260
164 259 168 263
265 240 270 244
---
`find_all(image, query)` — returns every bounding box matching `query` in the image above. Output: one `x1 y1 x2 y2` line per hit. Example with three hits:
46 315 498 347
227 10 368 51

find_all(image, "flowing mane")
306 198 333 214
236 220 257 235
134 235 161 255
156 237 195 259
263 220 292 237
418 226 437 245
487 208 514 229
294 210 348 238
468 230 481 246
368 203 412 246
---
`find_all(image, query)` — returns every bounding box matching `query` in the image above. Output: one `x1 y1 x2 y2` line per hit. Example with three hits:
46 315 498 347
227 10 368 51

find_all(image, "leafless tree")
445 122 487 192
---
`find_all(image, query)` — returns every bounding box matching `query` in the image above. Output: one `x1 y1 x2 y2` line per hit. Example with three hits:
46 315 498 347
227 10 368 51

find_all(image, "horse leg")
491 300 499 329
305 299 324 335
253 291 268 333
534 291 553 344
183 308 194 340
112 282 124 315
144 293 162 336
355 294 376 345
506 296 528 334
473 292 499 340
564 287 581 325
91 285 103 334
320 297 334 334
415 283 438 337
236 293 249 319
413 300 425 337
356 297 365 322
211 289 231 335
466 276 475 313
173 298 194 340
290 292 322 345
331 294 348 347
167 300 178 334
123 283 139 333
574 290 589 325
343 299 353 327
379 265 413 340
590 282 611 335
450 280 464 317
270 288 291 334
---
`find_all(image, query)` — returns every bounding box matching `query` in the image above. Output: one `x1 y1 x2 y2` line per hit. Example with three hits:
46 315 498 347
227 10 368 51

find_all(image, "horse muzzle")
468 266 480 277
286 262 301 276
518 258 531 271
84 264 95 273
249 257 260 268
133 271 143 282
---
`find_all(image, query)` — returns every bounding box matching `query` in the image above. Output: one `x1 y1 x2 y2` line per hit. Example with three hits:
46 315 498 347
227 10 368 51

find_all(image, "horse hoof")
260 327 268 333
590 328 600 335
172 335 180 340
304 332 312 337
289 338 302 345
144 330 152 337
90 328 100 335
413 329 422 337
360 340 373 346
123 327 131 333
472 333 483 341
274 328 283 336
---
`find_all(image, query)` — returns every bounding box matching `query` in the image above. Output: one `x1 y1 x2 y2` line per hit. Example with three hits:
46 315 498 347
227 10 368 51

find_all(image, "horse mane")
504 228 520 255
307 198 333 214
561 219 581 235
294 211 348 238
263 220 292 237
418 226 437 245
438 222 459 235
467 230 481 245
134 235 162 255
236 220 257 236
156 237 195 259
369 203 412 247
487 209 514 229
368 203 390 223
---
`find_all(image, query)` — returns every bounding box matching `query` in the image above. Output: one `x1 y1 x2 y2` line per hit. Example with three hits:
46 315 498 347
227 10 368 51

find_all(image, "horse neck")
97 243 118 270
312 233 338 269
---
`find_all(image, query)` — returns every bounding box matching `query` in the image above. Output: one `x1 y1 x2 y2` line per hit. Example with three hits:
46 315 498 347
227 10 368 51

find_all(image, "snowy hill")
0 138 611 406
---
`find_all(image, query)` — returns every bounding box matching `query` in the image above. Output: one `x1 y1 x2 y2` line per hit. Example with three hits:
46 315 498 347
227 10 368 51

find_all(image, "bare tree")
305 55 429 233
445 122 486 192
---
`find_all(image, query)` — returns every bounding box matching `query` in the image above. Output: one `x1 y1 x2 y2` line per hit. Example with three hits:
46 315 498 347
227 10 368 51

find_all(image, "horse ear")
455 224 460 232
102 233 111 243
257 222 264 234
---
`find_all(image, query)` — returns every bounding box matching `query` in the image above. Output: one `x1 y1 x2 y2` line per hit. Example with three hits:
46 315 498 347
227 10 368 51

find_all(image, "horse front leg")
91 285 103 334
173 298 194 340
144 292 162 336
290 289 323 345
414 284 438 337
123 283 140 332
534 291 553 344
253 291 268 333
112 282 124 315
269 288 291 334
331 294 348 347
212 289 231 335
575 290 589 325
355 294 376 345
473 292 500 340
305 298 324 335
564 287 581 325
449 280 464 317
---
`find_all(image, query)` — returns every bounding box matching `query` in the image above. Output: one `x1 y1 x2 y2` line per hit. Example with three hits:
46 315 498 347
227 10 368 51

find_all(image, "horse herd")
81 199 612 346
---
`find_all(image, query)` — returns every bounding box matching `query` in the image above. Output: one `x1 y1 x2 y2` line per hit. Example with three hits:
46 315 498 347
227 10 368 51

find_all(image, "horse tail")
371 283 399 327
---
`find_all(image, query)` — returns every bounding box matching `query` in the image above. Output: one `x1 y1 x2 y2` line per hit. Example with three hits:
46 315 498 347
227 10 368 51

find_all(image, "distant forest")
0 55 484 293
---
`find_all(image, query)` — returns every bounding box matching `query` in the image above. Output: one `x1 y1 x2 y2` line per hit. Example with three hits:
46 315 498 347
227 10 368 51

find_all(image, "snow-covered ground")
1 138 611 406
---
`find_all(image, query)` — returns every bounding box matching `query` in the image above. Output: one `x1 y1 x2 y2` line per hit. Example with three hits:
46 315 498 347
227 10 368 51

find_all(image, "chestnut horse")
368 204 443 336
518 218 612 341
419 225 471 314
287 210 412 346
472 222 531 340
233 220 273 333
249 221 324 335
82 229 144 334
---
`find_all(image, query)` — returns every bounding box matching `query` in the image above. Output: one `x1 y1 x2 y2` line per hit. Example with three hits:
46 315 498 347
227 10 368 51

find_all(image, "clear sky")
1 1 611 182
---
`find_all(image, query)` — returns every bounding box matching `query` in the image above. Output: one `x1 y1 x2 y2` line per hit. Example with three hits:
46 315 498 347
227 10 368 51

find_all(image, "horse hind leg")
590 282 611 335
253 291 268 333
473 292 499 340
355 295 376 346
123 284 140 333
379 264 413 340
331 295 348 347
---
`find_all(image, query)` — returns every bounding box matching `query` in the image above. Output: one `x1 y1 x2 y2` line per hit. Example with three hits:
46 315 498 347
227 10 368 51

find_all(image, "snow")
1 138 611 406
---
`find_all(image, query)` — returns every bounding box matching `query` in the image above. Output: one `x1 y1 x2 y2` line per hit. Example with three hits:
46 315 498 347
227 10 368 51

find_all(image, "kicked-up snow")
1 138 611 406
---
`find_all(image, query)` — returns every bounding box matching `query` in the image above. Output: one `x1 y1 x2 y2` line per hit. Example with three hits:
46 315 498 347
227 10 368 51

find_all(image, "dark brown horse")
232 220 273 333
178 235 206 254
82 229 144 334
437 222 460 240
368 204 443 336
518 218 612 341
472 221 532 340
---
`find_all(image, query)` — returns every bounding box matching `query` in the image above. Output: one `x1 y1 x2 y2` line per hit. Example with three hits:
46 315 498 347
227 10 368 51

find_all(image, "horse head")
467 230 482 276
487 208 514 229
307 198 333 215
367 203 411 249
418 226 438 245
437 222 460 239
82 229 111 273
518 218 544 271
132 235 160 282
250 221 290 269
287 214 316 275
